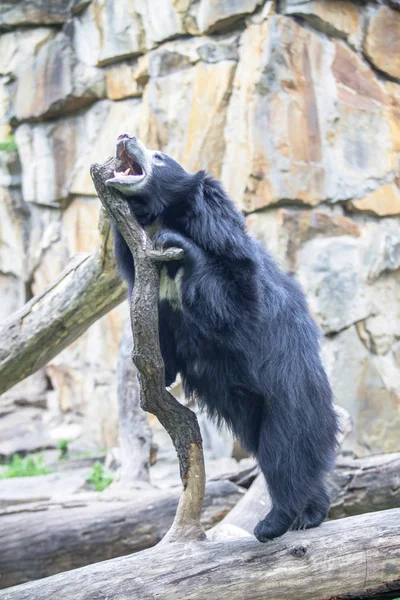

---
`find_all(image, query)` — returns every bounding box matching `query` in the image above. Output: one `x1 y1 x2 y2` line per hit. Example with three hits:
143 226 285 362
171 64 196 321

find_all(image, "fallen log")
329 452 400 519
0 480 242 589
0 214 126 396
211 452 400 537
1 508 399 600
1 452 398 588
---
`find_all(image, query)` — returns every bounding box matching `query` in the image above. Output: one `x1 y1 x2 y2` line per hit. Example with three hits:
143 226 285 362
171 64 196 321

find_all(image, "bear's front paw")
152 229 189 253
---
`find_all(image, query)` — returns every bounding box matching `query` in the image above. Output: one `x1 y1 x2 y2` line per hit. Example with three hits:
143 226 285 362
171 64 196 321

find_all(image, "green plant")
0 135 17 153
0 454 52 479
57 438 71 460
86 462 113 492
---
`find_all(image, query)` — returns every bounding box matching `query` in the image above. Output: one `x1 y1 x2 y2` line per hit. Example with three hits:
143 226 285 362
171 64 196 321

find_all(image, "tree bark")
0 213 126 396
1 508 399 600
0 481 243 590
210 452 400 538
90 158 206 543
114 318 152 484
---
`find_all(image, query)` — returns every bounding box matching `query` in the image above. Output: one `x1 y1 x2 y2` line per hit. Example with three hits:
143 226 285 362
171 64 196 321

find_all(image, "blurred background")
0 0 399 490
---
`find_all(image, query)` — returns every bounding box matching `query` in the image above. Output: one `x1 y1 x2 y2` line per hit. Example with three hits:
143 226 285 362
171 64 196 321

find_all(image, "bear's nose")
117 133 136 142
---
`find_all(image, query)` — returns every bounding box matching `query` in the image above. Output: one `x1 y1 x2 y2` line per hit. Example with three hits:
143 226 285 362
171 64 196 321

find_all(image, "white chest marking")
159 266 184 309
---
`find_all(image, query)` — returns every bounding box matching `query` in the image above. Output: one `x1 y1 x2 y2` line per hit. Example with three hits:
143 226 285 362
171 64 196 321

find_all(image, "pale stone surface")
9 32 106 122
322 326 400 456
394 341 400 367
0 148 21 188
2 371 49 409
25 204 63 287
72 0 145 67
15 100 139 204
0 273 23 321
331 42 398 198
182 61 236 176
0 469 91 507
357 273 400 355
282 1 362 49
72 0 258 66
135 0 184 47
105 60 148 101
364 6 400 80
196 34 239 63
247 207 361 272
0 0 88 28
0 187 25 323
386 82 400 159
0 407 55 458
46 304 127 448
72 0 183 67
0 79 11 143
297 236 371 334
362 218 400 282
0 187 25 278
71 0 249 66
195 0 262 33
71 99 143 196
15 113 94 205
30 197 101 294
140 40 237 177
348 184 400 217
0 28 54 75
222 16 398 212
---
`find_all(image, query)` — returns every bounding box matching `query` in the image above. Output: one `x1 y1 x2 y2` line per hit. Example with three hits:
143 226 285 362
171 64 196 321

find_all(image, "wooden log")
0 481 243 589
211 452 400 538
329 452 400 519
1 508 399 600
0 214 126 396
1 452 398 588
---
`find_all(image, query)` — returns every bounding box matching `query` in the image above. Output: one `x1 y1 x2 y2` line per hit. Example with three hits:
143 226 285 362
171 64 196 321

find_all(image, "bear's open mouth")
114 144 144 178
106 135 151 192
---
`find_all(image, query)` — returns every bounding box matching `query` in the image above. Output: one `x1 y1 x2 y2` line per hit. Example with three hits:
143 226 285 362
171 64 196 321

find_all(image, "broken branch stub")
90 158 206 543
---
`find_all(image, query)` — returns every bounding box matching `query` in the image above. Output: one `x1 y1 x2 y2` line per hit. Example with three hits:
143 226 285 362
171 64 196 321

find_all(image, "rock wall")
0 0 399 454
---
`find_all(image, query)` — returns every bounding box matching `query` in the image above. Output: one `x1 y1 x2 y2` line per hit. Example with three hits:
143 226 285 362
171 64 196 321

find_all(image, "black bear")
107 134 338 543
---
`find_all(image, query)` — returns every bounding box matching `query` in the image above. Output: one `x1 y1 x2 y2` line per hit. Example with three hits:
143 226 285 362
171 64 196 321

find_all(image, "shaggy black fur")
111 143 339 543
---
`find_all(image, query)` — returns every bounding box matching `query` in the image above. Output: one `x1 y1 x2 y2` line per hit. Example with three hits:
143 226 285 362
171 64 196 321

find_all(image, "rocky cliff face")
1 0 399 455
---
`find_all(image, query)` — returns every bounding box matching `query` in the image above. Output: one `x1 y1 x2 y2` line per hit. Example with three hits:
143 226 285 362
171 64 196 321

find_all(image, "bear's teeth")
113 168 131 177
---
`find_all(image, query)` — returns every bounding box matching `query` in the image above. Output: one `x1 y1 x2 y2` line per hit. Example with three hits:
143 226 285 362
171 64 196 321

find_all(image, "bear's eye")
154 153 164 163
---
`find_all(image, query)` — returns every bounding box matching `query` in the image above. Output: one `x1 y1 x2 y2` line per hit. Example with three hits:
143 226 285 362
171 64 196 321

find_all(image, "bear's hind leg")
253 418 320 543
291 480 330 531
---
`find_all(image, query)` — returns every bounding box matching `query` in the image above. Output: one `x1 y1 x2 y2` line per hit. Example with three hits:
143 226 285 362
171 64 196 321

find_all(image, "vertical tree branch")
90 158 206 542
